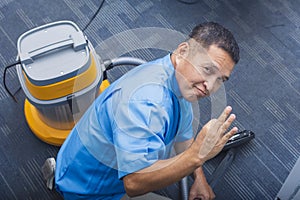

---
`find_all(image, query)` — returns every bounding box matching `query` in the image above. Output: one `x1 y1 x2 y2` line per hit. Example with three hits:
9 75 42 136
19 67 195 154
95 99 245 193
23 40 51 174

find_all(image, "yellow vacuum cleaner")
16 21 109 146
15 20 145 146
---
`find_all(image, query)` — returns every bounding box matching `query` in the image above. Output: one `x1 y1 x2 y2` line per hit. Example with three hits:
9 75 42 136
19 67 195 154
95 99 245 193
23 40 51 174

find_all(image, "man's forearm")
174 139 193 154
123 148 203 197
175 139 208 181
177 139 211 194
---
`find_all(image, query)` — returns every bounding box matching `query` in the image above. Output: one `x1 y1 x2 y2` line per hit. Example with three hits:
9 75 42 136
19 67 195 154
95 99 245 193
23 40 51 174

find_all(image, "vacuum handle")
222 130 255 151
19 32 87 65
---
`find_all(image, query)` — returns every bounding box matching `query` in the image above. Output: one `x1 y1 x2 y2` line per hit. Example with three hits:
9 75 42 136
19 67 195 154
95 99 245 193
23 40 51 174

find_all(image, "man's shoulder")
130 83 173 104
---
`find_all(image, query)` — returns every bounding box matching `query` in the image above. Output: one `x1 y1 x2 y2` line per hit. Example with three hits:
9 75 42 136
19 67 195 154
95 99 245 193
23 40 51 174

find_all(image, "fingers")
218 106 238 144
222 127 239 143
219 113 236 133
217 106 232 123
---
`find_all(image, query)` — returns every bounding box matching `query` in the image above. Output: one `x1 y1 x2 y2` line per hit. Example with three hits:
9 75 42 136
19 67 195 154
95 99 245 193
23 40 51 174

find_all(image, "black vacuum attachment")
223 130 255 151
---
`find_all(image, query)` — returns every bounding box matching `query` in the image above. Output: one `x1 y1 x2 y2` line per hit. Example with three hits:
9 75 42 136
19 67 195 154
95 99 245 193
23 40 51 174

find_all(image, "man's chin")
184 95 200 102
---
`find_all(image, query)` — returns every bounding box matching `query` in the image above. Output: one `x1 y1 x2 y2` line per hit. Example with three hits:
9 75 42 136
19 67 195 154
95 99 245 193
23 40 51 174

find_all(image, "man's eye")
217 77 224 83
203 66 212 74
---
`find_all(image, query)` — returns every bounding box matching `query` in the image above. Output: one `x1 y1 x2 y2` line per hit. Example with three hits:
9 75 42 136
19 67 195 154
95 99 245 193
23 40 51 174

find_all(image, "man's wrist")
185 147 205 169
193 166 206 180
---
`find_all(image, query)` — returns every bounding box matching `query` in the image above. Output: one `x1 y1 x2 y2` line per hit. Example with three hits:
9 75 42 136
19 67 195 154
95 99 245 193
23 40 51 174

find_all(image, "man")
52 22 240 199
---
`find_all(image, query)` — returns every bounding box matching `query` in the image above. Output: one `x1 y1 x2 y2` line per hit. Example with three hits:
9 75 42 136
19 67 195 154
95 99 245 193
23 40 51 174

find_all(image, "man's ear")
177 42 189 58
174 42 189 66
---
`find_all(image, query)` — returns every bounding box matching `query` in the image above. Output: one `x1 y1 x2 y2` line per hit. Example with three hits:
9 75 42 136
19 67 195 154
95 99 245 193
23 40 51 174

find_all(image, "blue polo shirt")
55 54 193 199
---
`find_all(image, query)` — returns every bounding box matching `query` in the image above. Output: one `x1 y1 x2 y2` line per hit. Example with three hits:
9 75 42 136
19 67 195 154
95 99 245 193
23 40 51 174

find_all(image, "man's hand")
189 176 215 200
189 167 215 200
191 106 238 165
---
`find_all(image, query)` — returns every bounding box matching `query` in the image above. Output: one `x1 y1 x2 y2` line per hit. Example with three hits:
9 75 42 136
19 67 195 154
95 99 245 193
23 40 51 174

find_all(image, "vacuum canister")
16 20 108 146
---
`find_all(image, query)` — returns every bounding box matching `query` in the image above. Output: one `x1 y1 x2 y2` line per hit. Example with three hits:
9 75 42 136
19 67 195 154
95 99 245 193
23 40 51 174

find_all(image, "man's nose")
203 80 211 95
204 77 219 94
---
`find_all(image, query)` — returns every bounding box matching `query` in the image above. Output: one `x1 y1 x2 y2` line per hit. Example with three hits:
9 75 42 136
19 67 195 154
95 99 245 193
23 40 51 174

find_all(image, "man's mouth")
194 85 207 96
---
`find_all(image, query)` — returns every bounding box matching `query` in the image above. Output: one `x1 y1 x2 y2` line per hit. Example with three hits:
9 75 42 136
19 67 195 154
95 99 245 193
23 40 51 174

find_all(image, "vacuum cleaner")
11 20 145 146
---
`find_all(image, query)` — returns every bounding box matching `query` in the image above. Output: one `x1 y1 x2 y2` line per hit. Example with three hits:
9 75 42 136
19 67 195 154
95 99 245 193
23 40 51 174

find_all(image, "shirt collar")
163 54 182 99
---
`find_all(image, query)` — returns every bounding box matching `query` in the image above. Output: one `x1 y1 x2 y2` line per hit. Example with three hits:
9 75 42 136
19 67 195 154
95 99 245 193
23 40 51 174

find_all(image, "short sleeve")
111 99 172 179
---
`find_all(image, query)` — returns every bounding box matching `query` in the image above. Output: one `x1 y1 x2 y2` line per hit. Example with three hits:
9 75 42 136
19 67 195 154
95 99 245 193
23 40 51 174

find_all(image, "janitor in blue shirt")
53 22 240 200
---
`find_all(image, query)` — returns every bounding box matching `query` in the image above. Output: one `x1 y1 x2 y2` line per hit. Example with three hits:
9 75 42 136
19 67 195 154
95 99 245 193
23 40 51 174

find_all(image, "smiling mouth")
194 85 207 96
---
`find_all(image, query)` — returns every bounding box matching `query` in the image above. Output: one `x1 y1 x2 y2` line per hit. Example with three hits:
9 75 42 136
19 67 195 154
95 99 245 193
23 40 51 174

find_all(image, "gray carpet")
0 0 299 199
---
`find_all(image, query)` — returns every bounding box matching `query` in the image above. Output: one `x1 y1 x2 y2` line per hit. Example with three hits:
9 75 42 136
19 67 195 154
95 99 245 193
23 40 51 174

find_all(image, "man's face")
173 42 235 102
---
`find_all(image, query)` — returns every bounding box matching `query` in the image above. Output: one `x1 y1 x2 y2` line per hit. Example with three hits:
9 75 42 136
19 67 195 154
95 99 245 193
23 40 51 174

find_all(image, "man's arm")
123 106 238 197
123 145 203 197
175 139 215 200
